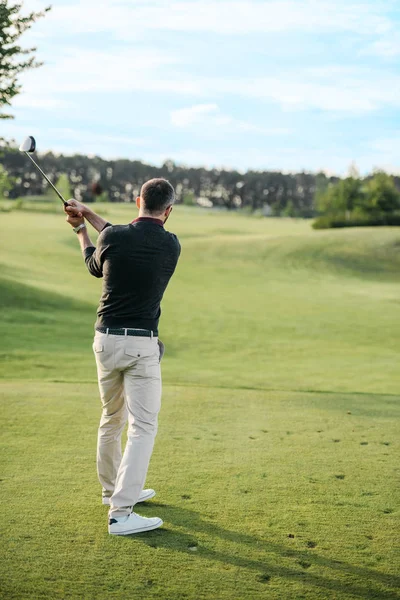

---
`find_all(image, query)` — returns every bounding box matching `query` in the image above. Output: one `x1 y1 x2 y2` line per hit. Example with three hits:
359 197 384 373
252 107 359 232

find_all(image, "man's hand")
64 199 87 219
63 198 110 234
64 199 87 228
66 213 85 228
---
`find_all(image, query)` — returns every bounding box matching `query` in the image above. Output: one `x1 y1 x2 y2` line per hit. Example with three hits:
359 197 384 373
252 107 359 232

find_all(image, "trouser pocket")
158 339 165 362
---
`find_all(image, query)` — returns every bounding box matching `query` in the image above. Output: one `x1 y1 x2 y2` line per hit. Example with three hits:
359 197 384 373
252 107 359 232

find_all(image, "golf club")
19 136 68 206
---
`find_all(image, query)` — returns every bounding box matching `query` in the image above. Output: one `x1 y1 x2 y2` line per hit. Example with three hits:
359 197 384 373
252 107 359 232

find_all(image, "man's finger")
65 207 82 217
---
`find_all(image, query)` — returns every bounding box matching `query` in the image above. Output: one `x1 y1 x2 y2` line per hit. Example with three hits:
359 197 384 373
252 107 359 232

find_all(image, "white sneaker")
108 512 163 535
102 488 156 506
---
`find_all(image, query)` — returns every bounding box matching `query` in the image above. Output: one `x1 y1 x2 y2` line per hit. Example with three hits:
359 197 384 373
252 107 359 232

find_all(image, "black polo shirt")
84 217 181 334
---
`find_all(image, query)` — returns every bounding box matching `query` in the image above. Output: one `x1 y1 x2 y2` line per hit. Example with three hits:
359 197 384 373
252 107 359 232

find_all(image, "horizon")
3 140 392 179
5 138 394 179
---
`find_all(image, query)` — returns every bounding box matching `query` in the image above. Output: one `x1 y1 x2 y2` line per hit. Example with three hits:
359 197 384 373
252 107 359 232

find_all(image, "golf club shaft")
25 152 68 205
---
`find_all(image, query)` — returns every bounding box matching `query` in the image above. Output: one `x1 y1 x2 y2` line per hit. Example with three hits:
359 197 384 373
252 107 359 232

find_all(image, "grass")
0 204 399 599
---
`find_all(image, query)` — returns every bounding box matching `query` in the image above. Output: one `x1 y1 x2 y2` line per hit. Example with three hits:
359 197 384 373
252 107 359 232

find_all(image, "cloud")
138 146 357 175
0 121 151 156
170 103 291 136
36 0 391 37
50 128 151 147
17 2 400 116
15 45 195 97
169 71 400 114
362 34 400 58
45 47 181 93
171 104 219 127
368 135 400 154
228 71 400 113
12 94 72 110
17 43 400 115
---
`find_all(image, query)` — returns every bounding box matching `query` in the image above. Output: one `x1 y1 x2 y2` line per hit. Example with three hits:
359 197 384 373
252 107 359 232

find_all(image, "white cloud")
0 121 151 156
47 47 180 93
34 0 391 37
15 45 193 97
17 45 400 115
139 147 355 175
362 35 400 58
12 94 72 110
368 135 400 154
170 103 291 136
171 104 219 127
16 2 400 116
213 65 400 113
49 128 151 147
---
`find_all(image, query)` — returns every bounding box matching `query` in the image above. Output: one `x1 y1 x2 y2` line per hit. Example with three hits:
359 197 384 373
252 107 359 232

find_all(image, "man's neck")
138 211 165 223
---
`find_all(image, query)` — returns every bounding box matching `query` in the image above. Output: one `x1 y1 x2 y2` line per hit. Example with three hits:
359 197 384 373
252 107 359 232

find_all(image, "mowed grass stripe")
0 382 399 600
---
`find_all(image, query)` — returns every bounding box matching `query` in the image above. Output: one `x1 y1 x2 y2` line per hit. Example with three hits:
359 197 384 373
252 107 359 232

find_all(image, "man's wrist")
73 223 86 234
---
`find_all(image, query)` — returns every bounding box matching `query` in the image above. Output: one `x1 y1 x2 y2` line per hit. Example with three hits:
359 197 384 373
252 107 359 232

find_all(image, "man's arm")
65 212 104 278
75 226 95 254
64 199 111 233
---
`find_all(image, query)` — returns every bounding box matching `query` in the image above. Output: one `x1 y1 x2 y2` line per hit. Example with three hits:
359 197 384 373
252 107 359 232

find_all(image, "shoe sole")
102 490 156 506
108 518 163 535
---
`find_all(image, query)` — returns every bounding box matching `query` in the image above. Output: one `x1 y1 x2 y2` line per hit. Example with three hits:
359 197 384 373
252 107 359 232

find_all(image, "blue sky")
2 0 400 174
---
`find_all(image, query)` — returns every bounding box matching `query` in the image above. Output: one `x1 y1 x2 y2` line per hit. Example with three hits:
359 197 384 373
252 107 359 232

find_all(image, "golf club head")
19 136 36 153
18 136 68 206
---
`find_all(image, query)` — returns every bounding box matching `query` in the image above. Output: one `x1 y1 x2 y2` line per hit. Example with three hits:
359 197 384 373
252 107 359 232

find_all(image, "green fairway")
0 205 399 599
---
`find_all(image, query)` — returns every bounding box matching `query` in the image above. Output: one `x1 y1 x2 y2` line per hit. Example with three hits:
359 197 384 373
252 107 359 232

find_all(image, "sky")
2 0 400 175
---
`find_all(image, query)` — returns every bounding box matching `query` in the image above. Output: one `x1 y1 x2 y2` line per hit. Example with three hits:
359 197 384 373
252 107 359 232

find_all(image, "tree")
316 176 362 218
0 1 50 119
0 163 13 197
363 172 400 219
313 170 400 228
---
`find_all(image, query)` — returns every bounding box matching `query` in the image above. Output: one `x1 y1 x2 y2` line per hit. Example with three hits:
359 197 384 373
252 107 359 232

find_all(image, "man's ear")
163 205 173 224
136 196 141 210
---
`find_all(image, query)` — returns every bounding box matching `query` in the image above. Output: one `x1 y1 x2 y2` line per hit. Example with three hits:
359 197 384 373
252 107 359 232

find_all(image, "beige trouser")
93 331 161 518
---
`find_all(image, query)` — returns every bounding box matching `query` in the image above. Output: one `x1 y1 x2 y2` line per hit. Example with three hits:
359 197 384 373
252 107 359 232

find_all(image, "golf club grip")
25 153 67 205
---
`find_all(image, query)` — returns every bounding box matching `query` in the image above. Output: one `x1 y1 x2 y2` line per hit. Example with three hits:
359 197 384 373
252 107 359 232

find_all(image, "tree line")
2 144 400 222
0 142 340 216
313 169 400 228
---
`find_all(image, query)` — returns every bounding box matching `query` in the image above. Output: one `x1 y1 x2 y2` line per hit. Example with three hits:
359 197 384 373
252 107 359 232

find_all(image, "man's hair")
140 178 175 214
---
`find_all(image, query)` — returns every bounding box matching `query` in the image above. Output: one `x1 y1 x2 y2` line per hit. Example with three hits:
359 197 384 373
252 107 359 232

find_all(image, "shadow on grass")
0 273 94 313
126 503 400 600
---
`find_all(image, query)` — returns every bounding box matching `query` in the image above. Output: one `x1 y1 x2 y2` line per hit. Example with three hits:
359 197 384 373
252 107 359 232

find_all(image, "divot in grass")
257 574 271 584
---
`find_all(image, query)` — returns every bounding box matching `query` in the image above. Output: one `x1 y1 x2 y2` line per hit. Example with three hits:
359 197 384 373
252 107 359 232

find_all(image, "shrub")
313 214 400 229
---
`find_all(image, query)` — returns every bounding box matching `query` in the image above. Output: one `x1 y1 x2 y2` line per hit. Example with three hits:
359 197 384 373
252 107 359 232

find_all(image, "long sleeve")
83 227 112 278
84 246 103 278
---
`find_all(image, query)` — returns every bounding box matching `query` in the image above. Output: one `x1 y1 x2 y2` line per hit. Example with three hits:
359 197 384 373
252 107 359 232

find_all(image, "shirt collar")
131 216 164 227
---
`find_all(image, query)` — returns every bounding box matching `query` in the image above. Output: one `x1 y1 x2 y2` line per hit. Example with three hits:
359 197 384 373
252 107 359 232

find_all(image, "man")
64 178 181 535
